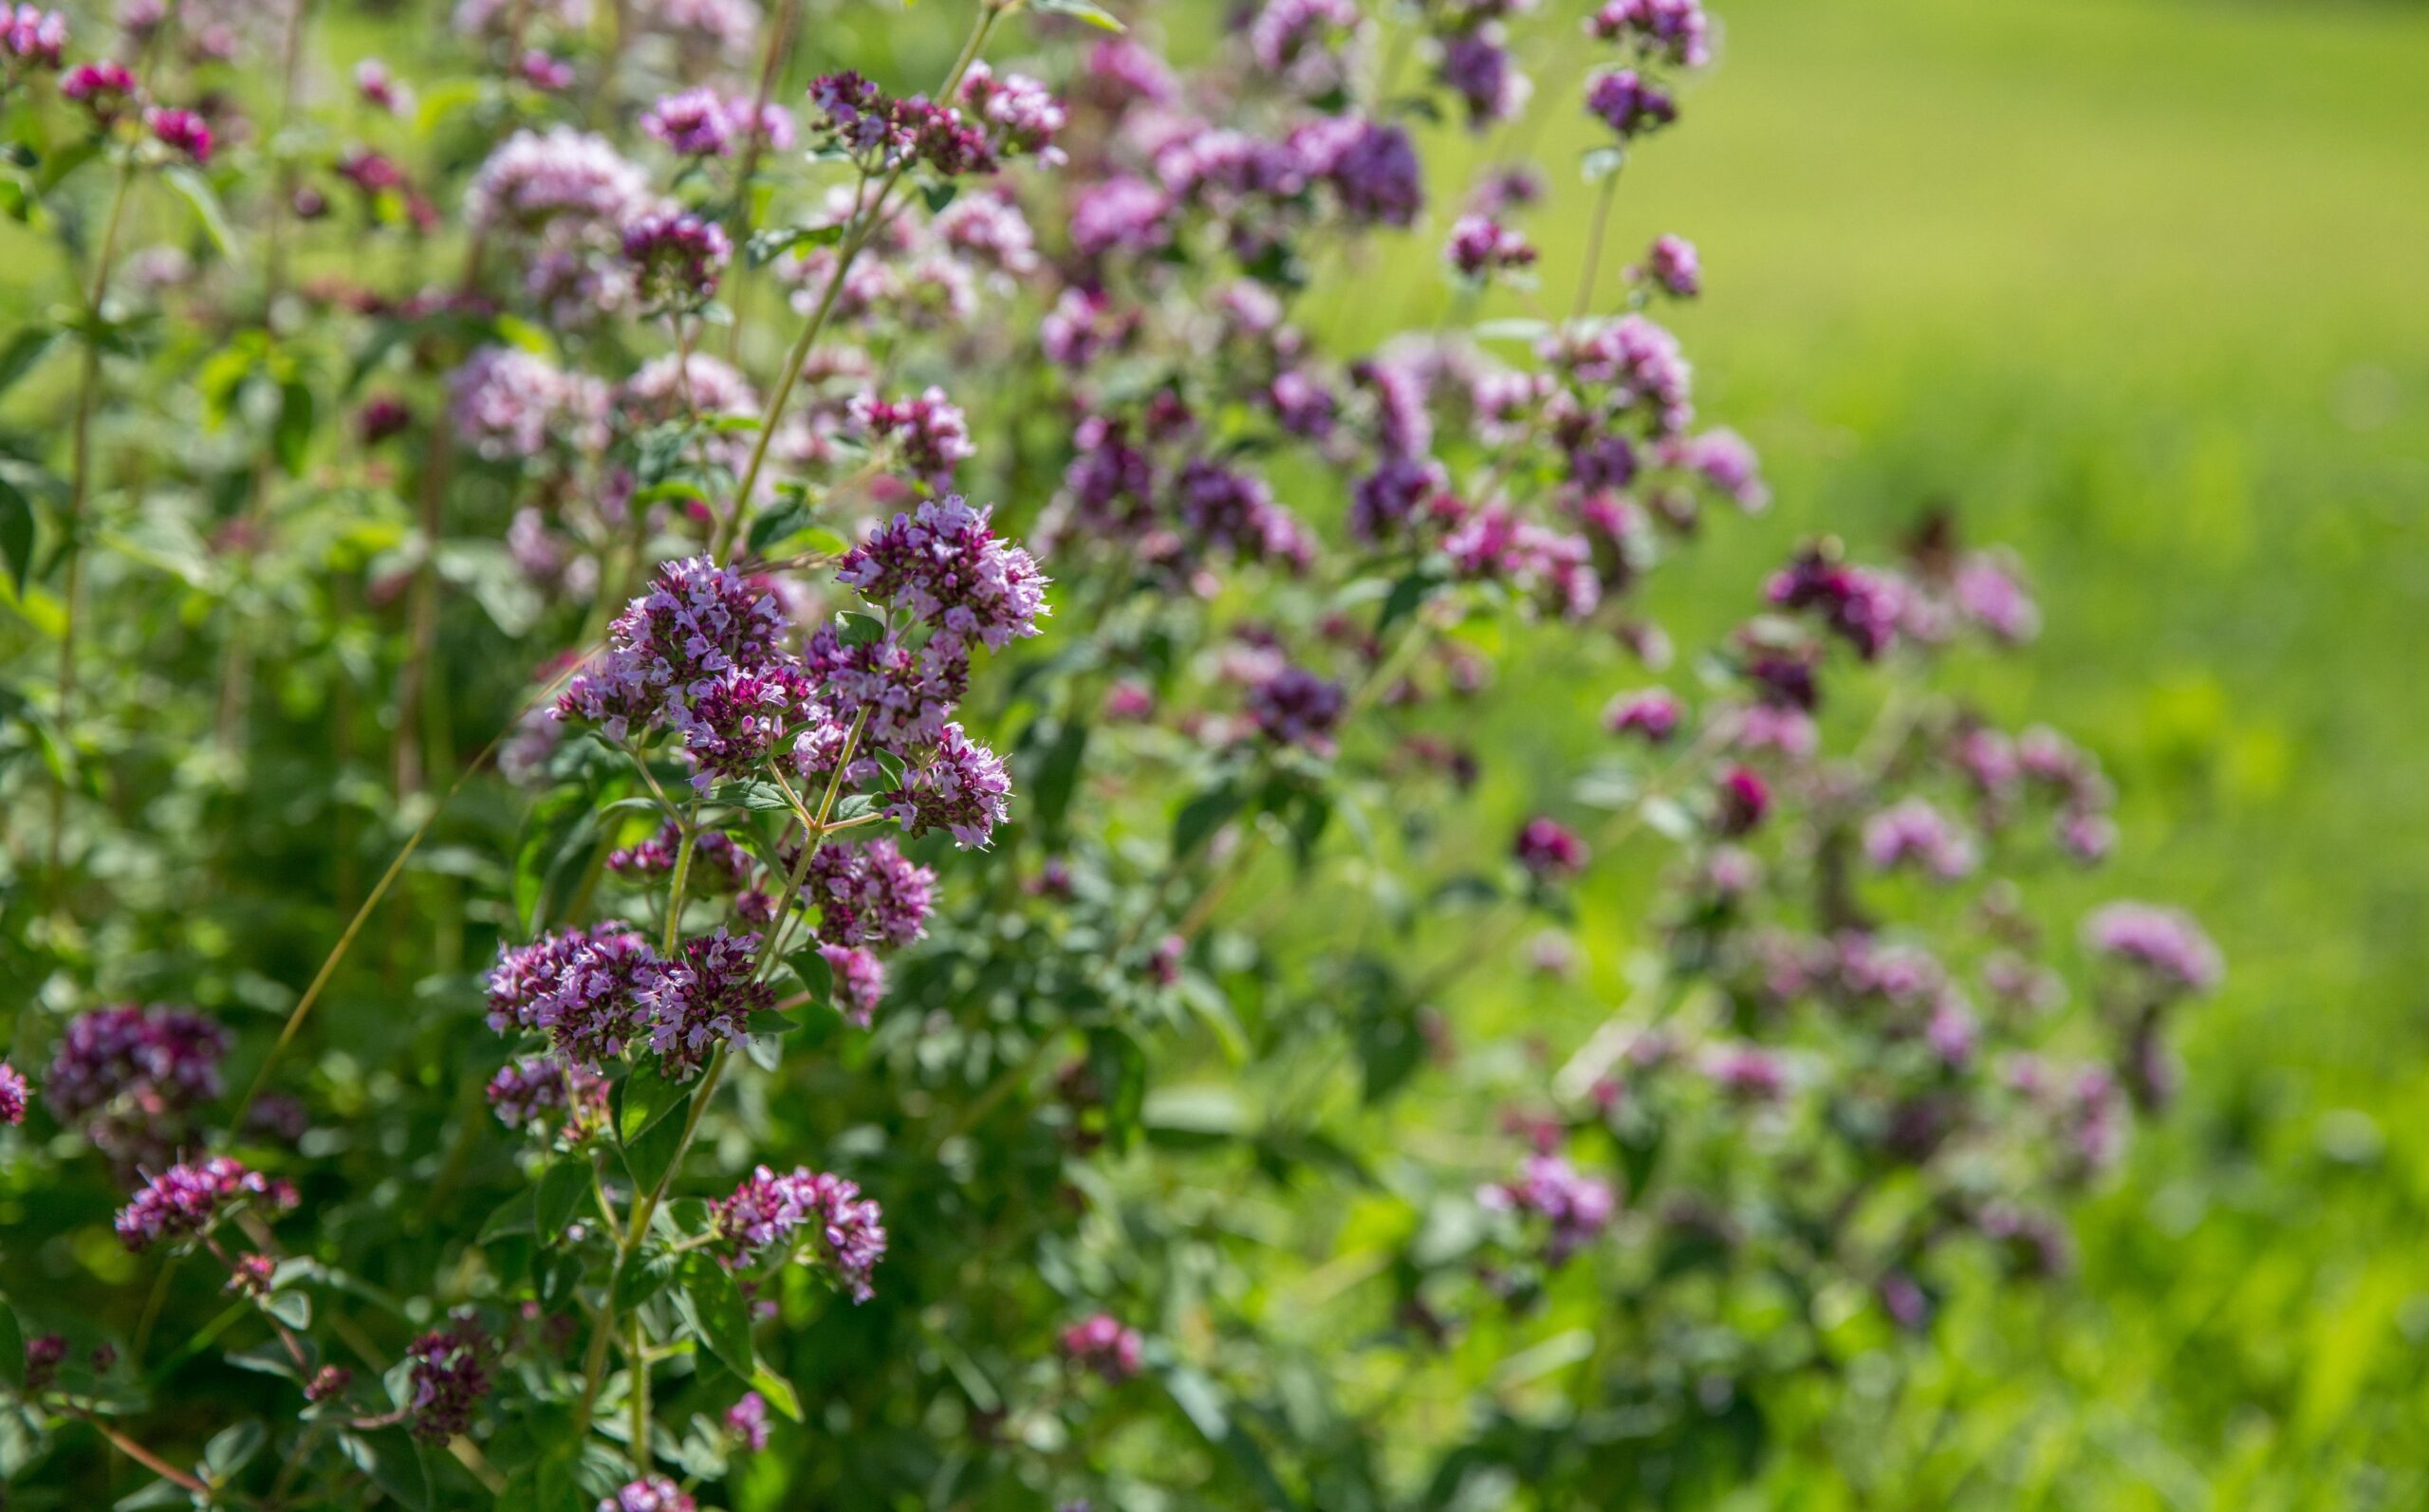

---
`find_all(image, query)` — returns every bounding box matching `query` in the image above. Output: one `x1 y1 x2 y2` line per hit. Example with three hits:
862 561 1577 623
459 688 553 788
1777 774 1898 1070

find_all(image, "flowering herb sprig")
0 0 2226 1506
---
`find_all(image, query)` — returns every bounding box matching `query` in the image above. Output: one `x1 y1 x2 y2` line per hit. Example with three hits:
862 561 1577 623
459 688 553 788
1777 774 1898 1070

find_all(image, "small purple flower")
487 925 658 1068
449 346 605 464
46 1005 229 1168
725 1391 769 1451
561 556 789 740
1446 214 1538 279
641 85 736 156
1071 175 1173 258
1715 765 1770 835
464 127 652 236
1480 1154 1616 1264
487 1056 609 1136
61 60 138 121
1292 115 1424 227
837 495 1049 653
1635 232 1699 297
622 209 731 310
800 838 934 950
714 1165 888 1301
959 63 1066 163
1247 665 1345 755
815 944 887 1028
1585 67 1677 138
1591 0 1712 67
1767 548 1904 660
116 1156 298 1252
1178 458 1315 567
1513 816 1589 881
1438 28 1530 128
1 7 66 71
0 1060 27 1125
23 1334 65 1392
638 930 774 1079
851 388 976 489
602 1478 695 1512
1704 1043 1787 1102
2084 903 2222 996
306 1364 353 1403
1863 798 1977 881
884 724 1012 850
1604 688 1681 742
354 57 409 115
1059 1313 1144 1383
405 1319 492 1443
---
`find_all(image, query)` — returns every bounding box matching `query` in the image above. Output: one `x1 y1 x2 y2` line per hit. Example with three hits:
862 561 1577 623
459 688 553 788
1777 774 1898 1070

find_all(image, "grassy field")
1375 0 2429 1502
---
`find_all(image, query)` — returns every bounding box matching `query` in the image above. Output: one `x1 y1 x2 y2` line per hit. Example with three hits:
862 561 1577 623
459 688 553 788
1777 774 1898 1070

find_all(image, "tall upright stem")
720 0 804 362
45 157 140 901
1574 171 1622 318
712 0 1007 562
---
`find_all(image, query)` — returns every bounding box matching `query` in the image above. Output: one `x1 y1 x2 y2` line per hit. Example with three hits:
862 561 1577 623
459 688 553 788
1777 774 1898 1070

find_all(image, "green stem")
1574 171 1622 318
713 0 1006 561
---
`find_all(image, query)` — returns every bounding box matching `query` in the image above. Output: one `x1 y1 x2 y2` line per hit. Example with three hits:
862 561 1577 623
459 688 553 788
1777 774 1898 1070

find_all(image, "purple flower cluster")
486 1056 609 1136
61 61 136 121
115 1156 297 1252
2085 903 2222 996
1446 214 1537 279
1863 797 1977 881
806 71 999 177
1767 547 1905 660
602 1478 695 1512
714 1165 888 1301
1605 688 1682 742
799 837 934 950
46 1005 229 1167
836 495 1050 655
487 923 657 1068
1480 1154 1616 1264
638 929 773 1079
1592 0 1713 66
144 106 211 164
561 556 788 741
1513 817 1590 882
464 127 653 236
850 388 976 489
622 209 731 311
404 1319 492 1443
724 1391 769 1451
1247 665 1345 755
959 63 1066 164
450 345 607 463
882 724 1013 851
1059 1313 1144 1383
0 1060 27 1125
0 7 65 72
1585 68 1678 138
820 943 887 1027
1635 232 1700 297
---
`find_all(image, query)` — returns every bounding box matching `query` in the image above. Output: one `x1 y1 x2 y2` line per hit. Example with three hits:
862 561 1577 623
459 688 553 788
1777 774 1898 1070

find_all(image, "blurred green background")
1371 0 2429 1501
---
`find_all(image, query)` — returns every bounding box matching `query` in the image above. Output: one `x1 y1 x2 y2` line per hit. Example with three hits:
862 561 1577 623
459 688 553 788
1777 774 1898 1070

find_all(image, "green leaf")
616 1063 692 1144
0 476 28 599
621 1094 693 1194
0 1303 23 1390
1029 0 1127 29
746 496 814 556
1029 718 1089 839
920 181 959 213
274 378 315 475
203 1419 267 1480
263 1290 311 1329
612 1250 677 1311
675 1254 754 1379
162 165 238 261
479 1189 537 1244
749 1360 804 1422
1581 144 1628 184
706 779 794 813
1160 1366 1297 1508
1171 782 1242 861
535 1158 591 1243
837 610 884 647
113 1481 189 1511
0 324 59 398
788 947 833 1006
340 1428 430 1510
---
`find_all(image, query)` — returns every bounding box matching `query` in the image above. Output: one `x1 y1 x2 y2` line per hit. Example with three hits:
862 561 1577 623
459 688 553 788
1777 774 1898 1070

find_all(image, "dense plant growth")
0 0 2216 1506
